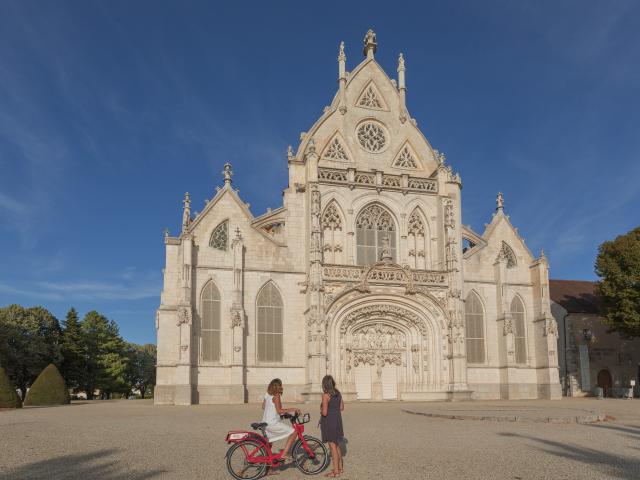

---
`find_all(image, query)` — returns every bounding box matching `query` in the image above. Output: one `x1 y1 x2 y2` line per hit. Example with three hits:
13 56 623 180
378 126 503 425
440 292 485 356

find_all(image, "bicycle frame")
225 415 316 468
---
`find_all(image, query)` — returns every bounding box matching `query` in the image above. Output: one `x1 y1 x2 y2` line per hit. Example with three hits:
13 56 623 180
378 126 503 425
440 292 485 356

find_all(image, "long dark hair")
322 375 339 396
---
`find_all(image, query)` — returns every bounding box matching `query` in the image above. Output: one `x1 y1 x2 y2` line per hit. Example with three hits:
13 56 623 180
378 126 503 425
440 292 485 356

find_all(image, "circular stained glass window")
357 121 387 153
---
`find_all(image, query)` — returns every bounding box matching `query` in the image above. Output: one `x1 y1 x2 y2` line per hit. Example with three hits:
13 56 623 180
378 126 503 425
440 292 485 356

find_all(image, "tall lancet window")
356 204 396 265
465 292 486 364
322 202 343 264
201 281 221 362
407 209 427 269
256 282 283 363
511 296 527 364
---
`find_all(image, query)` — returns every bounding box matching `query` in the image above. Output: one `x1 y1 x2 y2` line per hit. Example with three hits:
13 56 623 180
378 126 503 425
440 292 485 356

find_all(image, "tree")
24 363 70 406
0 366 21 408
60 308 84 391
125 343 156 399
0 305 62 400
79 311 129 398
595 226 640 337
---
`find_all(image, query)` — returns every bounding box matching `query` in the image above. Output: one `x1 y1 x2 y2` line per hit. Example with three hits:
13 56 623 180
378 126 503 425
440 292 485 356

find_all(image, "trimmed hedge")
24 364 70 406
0 366 21 408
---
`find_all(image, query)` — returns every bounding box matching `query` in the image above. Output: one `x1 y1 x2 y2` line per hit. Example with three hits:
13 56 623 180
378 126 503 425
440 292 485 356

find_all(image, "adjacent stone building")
155 31 561 405
551 279 640 397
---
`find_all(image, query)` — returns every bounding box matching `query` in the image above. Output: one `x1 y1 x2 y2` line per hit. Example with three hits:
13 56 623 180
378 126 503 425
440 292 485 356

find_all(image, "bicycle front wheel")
226 440 268 480
293 435 329 475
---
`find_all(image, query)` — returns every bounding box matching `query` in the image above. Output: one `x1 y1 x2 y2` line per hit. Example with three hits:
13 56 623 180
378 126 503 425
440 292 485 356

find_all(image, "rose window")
357 122 387 152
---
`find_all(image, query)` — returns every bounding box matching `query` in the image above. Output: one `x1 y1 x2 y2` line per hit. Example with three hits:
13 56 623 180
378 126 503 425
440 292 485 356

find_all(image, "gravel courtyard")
1 398 639 480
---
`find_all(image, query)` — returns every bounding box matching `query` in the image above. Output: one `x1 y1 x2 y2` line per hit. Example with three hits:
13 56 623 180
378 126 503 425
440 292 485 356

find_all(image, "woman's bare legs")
325 442 340 477
336 441 343 473
280 431 297 459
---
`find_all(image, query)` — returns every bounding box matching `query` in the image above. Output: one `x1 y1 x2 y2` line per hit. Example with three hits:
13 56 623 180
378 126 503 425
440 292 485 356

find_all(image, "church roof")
549 279 602 314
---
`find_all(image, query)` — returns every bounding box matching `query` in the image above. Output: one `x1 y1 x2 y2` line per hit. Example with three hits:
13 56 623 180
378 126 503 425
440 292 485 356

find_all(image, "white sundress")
262 393 294 442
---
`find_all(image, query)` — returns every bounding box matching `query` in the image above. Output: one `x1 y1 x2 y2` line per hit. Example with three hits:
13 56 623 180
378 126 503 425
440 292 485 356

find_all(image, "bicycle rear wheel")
226 440 268 480
293 435 329 475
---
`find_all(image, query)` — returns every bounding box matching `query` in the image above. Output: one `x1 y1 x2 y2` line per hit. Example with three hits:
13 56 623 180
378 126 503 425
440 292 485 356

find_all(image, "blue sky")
1 1 638 345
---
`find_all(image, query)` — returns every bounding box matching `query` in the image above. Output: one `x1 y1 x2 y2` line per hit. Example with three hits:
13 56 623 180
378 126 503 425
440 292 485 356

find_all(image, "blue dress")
320 392 344 443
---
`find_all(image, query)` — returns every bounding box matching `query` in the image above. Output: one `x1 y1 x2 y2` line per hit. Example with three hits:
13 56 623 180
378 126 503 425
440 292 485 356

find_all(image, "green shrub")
0 366 21 408
24 364 70 406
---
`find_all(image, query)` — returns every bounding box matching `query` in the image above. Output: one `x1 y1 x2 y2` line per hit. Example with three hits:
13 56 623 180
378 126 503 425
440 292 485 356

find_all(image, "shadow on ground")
499 432 640 479
0 449 165 480
586 422 640 441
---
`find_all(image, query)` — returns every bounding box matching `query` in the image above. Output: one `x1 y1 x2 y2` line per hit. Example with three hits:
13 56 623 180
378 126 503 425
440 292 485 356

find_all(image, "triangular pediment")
356 80 388 111
321 132 352 162
391 141 421 169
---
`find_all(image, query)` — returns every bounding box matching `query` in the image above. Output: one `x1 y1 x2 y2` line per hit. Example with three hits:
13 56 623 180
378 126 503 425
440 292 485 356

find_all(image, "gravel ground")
0 398 639 480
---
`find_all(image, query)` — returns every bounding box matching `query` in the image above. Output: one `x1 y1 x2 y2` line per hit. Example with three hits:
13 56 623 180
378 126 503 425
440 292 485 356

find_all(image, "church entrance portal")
328 299 445 402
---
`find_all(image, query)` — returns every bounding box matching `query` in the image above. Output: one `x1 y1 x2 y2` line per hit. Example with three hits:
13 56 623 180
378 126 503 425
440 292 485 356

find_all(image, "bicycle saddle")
251 422 268 430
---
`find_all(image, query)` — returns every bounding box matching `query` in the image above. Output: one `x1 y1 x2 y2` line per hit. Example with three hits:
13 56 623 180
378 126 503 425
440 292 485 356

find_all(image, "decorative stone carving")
381 175 401 187
177 306 192 326
354 172 375 185
358 85 383 109
341 304 427 335
322 202 342 230
393 146 418 169
322 136 350 161
497 242 517 268
210 220 228 251
230 309 242 328
408 211 425 235
544 317 558 337
357 122 387 152
181 192 191 233
407 178 437 192
503 315 514 335
318 169 348 182
411 344 420 373
322 264 447 287
351 323 406 349
222 163 233 185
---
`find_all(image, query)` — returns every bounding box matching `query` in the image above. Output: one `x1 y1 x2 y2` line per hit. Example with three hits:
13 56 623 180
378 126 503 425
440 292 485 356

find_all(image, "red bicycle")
225 412 329 479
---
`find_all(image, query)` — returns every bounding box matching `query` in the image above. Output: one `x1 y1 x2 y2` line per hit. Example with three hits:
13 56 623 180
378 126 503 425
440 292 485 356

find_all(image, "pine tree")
60 308 84 391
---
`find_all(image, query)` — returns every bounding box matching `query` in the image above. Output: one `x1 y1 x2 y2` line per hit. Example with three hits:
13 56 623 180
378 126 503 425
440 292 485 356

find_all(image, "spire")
181 192 191 233
496 192 504 212
338 41 347 114
397 53 407 122
363 29 377 59
222 163 233 186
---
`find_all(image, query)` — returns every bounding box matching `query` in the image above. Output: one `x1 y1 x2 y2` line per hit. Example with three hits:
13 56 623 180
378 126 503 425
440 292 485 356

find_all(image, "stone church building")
155 31 561 405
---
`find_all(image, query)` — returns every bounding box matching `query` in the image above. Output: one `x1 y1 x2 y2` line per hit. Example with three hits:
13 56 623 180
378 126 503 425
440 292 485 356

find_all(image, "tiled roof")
549 279 602 314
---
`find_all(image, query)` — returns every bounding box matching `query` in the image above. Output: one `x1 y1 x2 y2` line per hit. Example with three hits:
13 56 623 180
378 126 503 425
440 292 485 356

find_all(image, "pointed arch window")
322 202 343 264
465 292 486 364
499 242 517 268
210 220 229 251
201 281 221 362
356 204 396 265
257 282 283 363
322 136 350 162
511 296 527 364
407 209 428 269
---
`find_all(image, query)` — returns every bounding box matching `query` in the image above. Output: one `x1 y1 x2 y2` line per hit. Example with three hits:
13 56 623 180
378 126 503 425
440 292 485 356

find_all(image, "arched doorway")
597 369 612 397
326 294 447 401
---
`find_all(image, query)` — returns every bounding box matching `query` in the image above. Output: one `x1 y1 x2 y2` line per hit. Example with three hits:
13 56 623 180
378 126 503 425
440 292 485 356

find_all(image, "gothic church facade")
155 31 561 405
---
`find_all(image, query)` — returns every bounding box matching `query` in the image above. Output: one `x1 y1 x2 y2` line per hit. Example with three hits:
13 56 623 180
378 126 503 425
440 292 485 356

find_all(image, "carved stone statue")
496 192 504 211
222 163 233 185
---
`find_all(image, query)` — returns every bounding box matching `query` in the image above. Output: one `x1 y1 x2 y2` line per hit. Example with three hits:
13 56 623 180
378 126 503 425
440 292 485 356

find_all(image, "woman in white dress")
262 378 300 462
